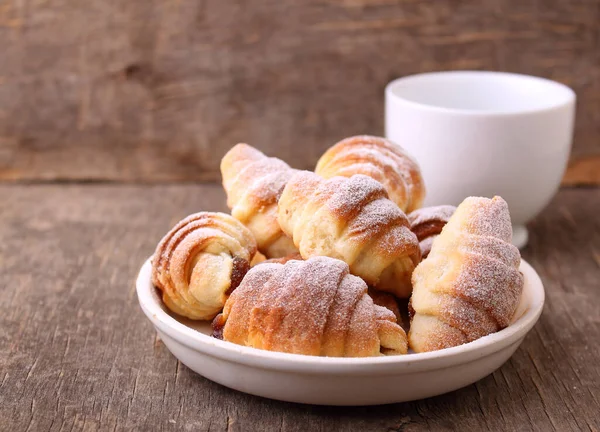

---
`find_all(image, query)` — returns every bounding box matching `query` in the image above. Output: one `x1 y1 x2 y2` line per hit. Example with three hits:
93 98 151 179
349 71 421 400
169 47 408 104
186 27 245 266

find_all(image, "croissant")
212 256 408 356
221 143 299 259
277 171 421 298
315 135 426 213
152 212 257 320
408 205 456 258
408 196 524 352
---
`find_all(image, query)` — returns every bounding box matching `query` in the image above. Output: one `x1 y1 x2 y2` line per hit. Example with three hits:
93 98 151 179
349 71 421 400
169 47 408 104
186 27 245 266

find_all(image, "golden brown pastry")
408 196 524 352
408 205 456 258
221 143 299 259
315 135 426 213
277 171 420 298
212 256 408 356
152 212 257 320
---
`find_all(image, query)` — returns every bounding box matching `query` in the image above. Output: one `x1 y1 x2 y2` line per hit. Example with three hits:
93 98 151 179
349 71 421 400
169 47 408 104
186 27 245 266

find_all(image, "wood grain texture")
563 155 600 186
0 0 599 182
1 184 599 431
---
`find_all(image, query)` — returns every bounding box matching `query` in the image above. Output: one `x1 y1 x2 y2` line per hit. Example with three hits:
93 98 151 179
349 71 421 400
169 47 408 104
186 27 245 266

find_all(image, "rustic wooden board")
1 184 599 431
0 0 599 183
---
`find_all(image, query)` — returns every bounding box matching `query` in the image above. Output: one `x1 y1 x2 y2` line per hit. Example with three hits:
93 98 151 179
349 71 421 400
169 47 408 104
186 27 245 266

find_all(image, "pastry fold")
152 212 257 320
408 196 524 352
316 135 425 213
277 171 420 298
221 144 299 259
213 256 408 356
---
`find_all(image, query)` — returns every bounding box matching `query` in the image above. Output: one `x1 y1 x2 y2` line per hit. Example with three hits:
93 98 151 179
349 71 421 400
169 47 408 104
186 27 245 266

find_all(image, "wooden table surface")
1 184 599 431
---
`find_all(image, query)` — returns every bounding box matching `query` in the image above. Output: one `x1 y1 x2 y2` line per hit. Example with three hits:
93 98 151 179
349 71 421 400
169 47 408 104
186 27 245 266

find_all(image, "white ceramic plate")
136 258 544 406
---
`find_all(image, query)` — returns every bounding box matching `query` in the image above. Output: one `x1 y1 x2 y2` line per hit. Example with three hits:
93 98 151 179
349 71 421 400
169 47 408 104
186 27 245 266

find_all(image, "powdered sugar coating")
315 135 426 212
221 144 299 258
277 171 421 298
409 196 524 352
326 174 388 221
457 197 514 242
215 256 407 357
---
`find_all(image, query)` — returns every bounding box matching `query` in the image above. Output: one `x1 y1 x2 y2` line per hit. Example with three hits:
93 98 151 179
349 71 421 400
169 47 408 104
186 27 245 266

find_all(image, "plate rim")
136 257 544 374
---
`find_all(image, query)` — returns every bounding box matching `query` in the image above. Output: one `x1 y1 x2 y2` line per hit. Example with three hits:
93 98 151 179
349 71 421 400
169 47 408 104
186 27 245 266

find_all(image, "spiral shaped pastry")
409 196 524 352
212 256 407 356
221 143 299 259
152 212 257 320
277 171 420 298
315 135 425 213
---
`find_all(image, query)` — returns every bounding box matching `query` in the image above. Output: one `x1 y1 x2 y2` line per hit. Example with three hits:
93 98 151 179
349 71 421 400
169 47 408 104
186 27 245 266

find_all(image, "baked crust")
408 197 524 352
152 212 257 320
316 135 425 213
277 171 420 298
213 256 408 356
221 143 299 259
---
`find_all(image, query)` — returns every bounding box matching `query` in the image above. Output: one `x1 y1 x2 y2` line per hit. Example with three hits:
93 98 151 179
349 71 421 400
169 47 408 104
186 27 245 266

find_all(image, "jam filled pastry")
152 212 257 321
408 196 524 352
221 143 299 259
212 256 408 356
408 205 456 259
277 171 420 298
315 135 426 213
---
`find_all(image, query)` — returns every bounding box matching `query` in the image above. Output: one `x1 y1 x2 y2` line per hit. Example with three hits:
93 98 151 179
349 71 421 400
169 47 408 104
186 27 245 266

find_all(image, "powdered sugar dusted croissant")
221 144 299 259
315 135 425 213
408 196 524 352
277 171 421 298
152 212 257 320
212 256 408 356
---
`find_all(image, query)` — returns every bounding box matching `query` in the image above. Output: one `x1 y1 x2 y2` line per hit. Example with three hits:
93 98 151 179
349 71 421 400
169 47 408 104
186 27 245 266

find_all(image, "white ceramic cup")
385 71 576 248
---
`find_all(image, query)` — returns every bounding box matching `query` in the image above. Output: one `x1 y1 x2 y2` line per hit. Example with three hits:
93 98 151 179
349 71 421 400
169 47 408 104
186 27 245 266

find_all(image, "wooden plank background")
0 0 599 183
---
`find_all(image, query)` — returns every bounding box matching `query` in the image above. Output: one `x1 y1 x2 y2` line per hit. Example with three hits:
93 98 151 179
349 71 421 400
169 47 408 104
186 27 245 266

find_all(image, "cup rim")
385 70 576 116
